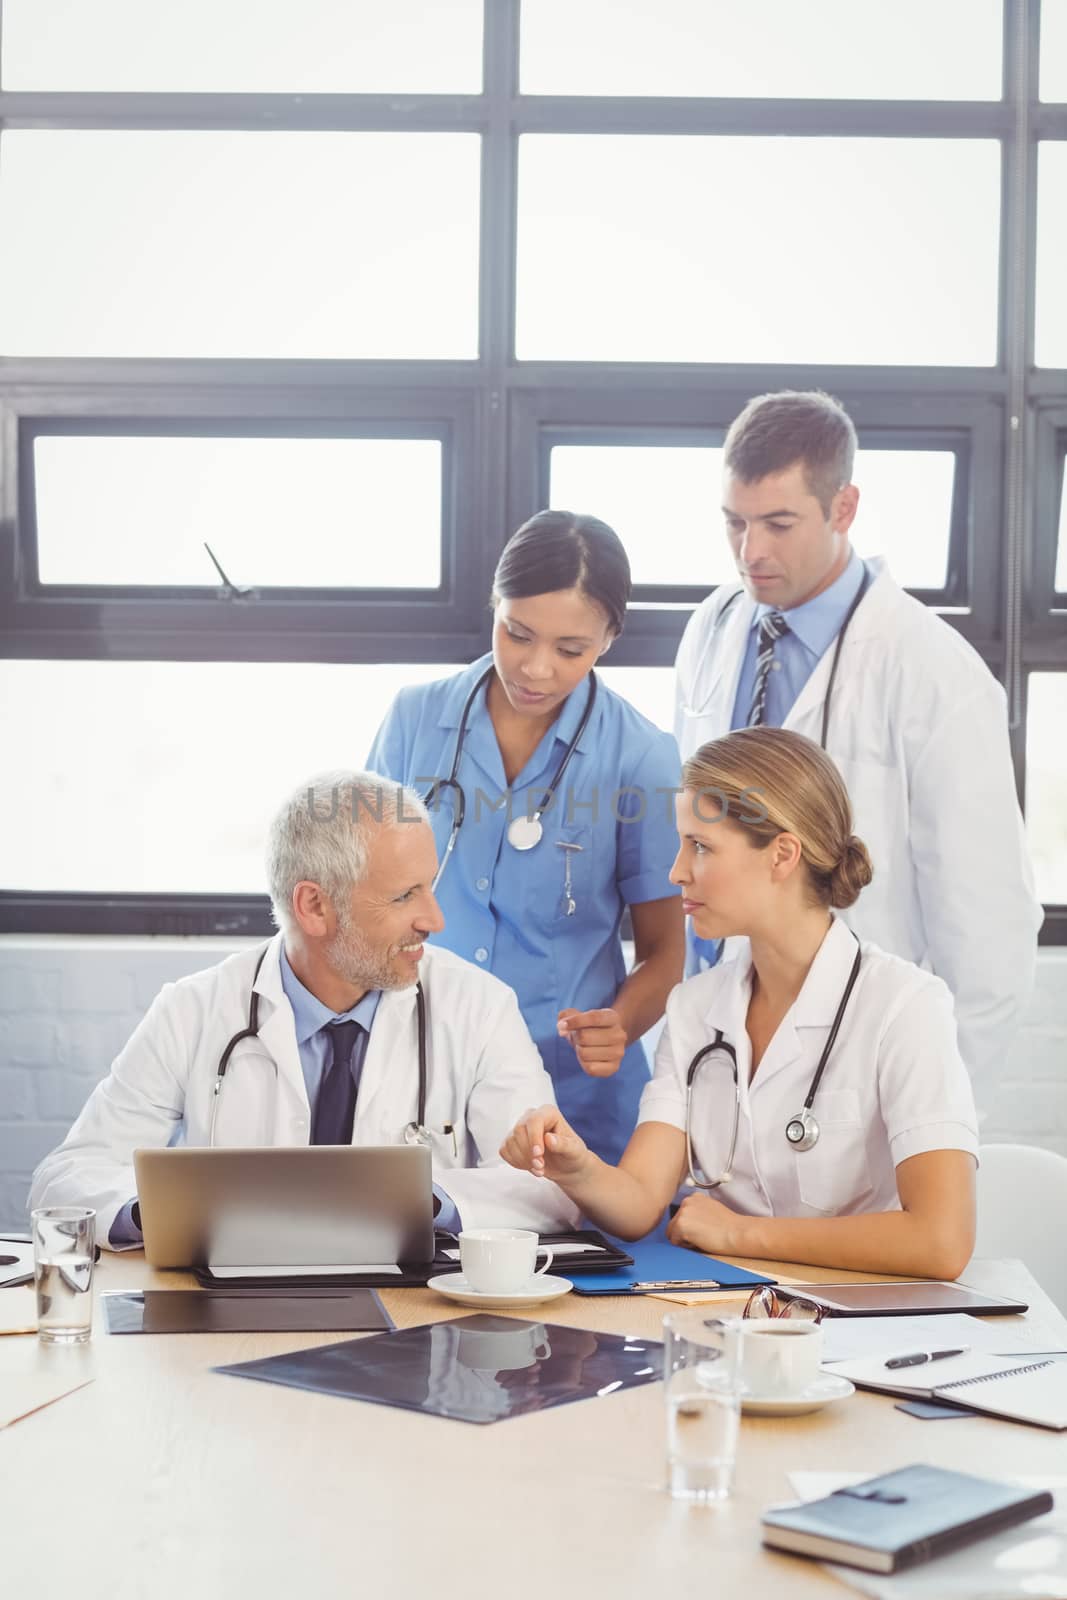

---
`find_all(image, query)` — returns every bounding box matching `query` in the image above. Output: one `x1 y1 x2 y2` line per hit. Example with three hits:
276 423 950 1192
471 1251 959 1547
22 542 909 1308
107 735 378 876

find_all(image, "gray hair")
267 768 428 934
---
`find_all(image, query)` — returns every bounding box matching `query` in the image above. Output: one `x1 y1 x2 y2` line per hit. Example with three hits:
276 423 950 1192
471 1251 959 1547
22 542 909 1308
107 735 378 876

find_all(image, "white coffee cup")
458 1229 554 1294
740 1320 823 1398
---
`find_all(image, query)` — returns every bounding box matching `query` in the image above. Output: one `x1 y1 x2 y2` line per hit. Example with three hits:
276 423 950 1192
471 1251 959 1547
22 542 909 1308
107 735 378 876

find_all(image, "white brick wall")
0 936 1064 1231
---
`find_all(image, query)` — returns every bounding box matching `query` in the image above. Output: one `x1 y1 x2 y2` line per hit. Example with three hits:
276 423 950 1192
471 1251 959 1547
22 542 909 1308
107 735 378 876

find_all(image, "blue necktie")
311 1020 363 1146
748 610 789 726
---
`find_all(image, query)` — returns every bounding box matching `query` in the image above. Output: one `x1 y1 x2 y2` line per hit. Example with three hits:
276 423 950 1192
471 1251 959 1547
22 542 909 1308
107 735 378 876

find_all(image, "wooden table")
2 1254 1063 1600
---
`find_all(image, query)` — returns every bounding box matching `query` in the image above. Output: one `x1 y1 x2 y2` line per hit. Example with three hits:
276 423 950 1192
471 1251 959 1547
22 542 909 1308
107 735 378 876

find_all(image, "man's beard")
324 904 419 993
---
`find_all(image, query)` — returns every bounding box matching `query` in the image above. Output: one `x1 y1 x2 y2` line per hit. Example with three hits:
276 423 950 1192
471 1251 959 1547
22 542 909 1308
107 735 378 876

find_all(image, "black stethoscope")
701 561 873 748
210 943 439 1150
683 934 863 1187
422 664 599 890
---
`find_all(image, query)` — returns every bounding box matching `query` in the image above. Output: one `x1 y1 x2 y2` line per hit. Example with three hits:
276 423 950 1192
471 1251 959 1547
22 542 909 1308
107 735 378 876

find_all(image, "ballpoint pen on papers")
884 1347 969 1369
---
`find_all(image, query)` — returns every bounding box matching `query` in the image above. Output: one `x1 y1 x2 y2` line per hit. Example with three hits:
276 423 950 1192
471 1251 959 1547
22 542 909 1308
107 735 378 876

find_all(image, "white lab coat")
674 557 1042 1102
29 936 579 1245
638 916 979 1217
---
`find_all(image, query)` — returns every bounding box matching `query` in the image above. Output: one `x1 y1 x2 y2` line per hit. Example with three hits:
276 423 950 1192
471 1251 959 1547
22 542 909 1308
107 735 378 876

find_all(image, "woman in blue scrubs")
367 511 685 1163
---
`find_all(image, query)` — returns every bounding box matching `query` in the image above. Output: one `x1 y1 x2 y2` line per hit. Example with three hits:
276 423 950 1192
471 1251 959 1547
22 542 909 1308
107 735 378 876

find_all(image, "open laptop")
134 1146 435 1277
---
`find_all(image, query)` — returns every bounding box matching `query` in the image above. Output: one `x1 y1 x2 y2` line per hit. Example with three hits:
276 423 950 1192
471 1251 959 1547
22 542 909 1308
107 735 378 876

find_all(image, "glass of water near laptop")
457 1229 555 1295
32 1206 95 1344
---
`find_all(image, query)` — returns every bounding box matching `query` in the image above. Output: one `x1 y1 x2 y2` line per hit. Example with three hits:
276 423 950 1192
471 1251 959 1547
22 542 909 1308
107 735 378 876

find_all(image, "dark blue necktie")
748 610 789 726
311 1020 363 1146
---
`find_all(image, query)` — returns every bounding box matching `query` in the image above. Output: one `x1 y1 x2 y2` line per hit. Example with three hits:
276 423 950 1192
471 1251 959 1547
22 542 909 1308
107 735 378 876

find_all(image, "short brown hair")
723 390 857 516
683 727 873 910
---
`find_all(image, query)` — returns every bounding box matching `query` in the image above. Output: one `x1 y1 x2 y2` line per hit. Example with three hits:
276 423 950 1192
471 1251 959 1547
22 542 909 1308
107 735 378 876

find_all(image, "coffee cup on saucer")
740 1320 823 1398
457 1229 554 1295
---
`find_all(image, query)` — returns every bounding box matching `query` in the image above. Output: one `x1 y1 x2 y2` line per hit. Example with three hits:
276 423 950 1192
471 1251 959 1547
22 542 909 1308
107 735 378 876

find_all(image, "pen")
884 1346 968 1369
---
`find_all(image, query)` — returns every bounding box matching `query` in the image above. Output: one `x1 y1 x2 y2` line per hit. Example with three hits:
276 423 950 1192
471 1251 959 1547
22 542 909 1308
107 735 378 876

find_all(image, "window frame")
0 0 1064 939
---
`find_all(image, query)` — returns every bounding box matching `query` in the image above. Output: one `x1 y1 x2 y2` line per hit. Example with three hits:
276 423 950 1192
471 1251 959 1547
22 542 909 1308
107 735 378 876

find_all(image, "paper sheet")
778 1472 1067 1600
0 1239 34 1289
441 1243 606 1262
0 1288 38 1336
819 1314 1057 1366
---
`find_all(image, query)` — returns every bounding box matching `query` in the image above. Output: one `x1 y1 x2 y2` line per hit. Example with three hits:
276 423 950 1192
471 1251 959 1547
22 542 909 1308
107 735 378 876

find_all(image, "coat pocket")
794 1089 874 1214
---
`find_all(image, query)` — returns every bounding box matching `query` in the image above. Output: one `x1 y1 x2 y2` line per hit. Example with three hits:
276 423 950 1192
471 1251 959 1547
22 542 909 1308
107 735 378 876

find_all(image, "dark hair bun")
829 834 873 909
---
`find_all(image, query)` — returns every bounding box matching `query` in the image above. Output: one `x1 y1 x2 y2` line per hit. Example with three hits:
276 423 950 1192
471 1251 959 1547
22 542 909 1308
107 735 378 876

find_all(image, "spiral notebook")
832 1351 1067 1430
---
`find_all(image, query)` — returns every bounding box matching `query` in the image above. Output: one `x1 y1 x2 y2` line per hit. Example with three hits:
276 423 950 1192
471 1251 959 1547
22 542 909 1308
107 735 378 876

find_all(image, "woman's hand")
666 1193 751 1256
499 1105 592 1183
557 1007 627 1077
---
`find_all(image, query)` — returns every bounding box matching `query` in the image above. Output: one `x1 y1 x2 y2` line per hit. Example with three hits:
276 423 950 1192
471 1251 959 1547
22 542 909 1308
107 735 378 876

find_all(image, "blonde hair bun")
829 834 873 909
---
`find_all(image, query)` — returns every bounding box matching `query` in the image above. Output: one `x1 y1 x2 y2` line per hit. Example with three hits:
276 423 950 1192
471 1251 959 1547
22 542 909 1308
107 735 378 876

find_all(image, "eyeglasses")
742 1286 827 1325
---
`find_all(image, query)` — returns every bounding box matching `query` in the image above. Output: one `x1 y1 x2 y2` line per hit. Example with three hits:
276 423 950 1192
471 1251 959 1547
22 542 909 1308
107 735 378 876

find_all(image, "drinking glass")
32 1207 95 1344
662 1311 743 1503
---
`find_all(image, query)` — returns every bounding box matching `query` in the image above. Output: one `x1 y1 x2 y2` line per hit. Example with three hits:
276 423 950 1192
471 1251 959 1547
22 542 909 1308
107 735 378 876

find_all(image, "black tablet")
780 1281 1028 1317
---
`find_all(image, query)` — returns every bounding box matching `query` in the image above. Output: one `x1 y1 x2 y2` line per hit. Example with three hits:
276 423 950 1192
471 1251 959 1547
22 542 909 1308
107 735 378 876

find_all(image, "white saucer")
426 1273 574 1309
741 1372 855 1417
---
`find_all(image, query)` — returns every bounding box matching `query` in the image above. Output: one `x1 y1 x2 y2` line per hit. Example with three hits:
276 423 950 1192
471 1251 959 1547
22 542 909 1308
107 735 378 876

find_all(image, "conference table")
2 1252 1064 1600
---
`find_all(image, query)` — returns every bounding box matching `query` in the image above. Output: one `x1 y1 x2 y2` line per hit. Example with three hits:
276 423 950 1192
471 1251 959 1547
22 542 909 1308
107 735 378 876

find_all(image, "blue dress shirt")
278 946 382 1108
730 550 867 730
110 950 460 1244
687 552 868 974
367 654 682 1164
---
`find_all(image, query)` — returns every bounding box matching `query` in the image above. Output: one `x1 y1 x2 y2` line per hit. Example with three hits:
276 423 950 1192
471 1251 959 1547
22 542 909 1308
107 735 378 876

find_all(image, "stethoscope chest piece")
403 1121 430 1148
785 1108 820 1152
506 815 544 851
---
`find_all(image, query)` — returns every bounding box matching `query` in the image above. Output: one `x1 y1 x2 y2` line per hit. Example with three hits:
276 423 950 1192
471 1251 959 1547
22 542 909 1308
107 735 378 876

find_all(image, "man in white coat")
30 769 579 1246
674 390 1041 1105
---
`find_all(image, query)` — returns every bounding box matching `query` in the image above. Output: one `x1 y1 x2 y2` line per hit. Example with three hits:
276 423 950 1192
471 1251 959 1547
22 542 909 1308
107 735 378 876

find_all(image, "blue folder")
569 1229 776 1297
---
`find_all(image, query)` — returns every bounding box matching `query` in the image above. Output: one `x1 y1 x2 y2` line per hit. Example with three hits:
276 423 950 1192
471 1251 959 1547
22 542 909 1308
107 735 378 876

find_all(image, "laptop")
134 1146 435 1277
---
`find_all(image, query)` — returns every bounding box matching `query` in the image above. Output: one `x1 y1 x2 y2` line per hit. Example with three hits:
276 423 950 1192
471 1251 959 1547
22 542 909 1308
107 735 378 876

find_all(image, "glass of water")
32 1207 96 1344
662 1311 743 1503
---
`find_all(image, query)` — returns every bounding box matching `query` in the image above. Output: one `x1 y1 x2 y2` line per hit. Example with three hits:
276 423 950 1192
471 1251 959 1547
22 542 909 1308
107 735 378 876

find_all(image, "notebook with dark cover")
194 1229 633 1289
103 1288 393 1335
761 1465 1054 1573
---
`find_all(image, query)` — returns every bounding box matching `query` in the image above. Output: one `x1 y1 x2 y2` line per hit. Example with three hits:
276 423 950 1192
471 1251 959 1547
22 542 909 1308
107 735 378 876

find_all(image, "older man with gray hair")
31 770 579 1246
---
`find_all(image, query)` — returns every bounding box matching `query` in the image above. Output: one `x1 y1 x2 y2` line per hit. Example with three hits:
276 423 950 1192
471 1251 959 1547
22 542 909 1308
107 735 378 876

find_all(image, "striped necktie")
748 610 789 727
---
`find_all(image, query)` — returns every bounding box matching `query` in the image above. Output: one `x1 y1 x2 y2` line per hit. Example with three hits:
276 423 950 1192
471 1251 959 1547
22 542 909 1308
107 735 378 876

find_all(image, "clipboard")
569 1232 776 1296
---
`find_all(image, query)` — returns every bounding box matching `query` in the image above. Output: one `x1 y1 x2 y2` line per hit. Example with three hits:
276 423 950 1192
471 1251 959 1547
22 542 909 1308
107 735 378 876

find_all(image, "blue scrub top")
367 654 682 1163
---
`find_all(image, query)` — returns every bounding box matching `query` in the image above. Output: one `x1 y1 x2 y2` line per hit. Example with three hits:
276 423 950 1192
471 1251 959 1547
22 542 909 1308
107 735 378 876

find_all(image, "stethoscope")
210 944 443 1151
423 664 599 891
696 561 872 748
683 934 863 1188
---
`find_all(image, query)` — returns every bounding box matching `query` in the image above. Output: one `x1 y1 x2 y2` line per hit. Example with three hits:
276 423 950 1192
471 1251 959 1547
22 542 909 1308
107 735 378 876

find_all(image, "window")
31 433 444 590
1040 0 1067 101
0 0 484 92
547 443 957 591
1026 675 1067 905
516 137 1000 365
0 660 452 894
520 0 1003 100
1036 144 1067 370
0 132 482 358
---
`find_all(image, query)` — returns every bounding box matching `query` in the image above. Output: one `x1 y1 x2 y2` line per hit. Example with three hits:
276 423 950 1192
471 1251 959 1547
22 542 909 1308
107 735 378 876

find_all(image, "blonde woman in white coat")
501 729 978 1280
